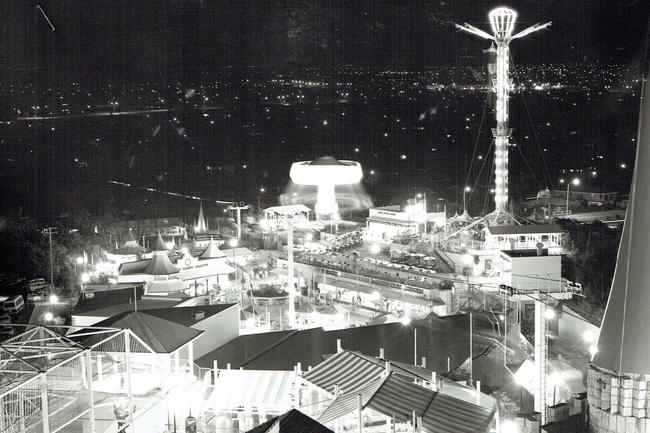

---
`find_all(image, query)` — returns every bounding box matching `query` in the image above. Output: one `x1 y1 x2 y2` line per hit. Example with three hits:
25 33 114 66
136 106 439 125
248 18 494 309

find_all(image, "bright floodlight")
500 419 519 433
544 308 556 320
489 7 517 40
290 156 363 220
49 294 59 304
229 238 238 248
400 316 412 326
43 312 54 322
370 244 381 255
571 178 580 186
76 256 84 265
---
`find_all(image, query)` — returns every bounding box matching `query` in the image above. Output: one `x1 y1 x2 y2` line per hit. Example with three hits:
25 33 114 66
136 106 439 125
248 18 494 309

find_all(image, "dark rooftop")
246 409 333 433
197 314 469 373
83 311 203 354
73 297 181 317
132 303 237 327
502 249 550 258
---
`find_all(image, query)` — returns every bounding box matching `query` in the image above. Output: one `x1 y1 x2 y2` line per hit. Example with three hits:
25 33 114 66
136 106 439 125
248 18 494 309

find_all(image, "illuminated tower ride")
456 8 550 221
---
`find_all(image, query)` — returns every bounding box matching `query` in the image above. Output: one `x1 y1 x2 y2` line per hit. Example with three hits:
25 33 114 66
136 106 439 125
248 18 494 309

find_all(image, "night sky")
1 0 647 85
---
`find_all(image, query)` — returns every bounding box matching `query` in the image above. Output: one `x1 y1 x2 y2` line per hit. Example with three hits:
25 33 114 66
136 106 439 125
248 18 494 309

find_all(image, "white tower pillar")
534 295 547 424
456 8 551 218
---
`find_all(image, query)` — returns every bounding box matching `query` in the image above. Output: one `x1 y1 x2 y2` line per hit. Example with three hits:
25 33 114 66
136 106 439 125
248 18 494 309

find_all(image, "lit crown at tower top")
489 7 517 40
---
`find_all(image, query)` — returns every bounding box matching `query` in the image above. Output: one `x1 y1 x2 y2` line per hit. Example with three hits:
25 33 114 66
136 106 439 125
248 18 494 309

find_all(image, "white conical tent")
196 202 209 233
592 72 650 375
200 237 226 259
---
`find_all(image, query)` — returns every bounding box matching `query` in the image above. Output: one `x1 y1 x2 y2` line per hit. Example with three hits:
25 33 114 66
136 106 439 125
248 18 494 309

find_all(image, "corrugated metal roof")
318 373 495 433
303 350 385 395
318 375 385 423
368 374 434 423
422 392 494 433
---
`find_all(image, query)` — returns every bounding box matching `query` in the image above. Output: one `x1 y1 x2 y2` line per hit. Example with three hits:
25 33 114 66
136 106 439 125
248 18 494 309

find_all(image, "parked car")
0 314 11 324
3 295 25 314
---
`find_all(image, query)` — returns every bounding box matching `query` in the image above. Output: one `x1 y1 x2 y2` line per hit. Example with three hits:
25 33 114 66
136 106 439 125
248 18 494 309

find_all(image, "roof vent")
194 311 206 321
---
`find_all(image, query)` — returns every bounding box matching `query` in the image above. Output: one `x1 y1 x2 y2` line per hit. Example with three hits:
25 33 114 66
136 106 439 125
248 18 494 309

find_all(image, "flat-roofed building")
482 224 565 255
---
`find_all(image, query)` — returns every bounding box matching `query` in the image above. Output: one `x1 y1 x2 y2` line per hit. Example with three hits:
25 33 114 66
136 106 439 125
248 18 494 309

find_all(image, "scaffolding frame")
0 324 158 433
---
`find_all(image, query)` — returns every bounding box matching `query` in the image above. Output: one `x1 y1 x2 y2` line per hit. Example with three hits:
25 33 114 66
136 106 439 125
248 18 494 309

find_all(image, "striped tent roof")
422 392 494 433
318 373 494 433
318 375 385 423
303 350 386 394
210 369 296 412
303 350 440 396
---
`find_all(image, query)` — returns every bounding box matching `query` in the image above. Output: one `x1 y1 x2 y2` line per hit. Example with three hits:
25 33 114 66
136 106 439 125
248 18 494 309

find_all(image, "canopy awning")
147 278 189 294
316 275 444 307
209 369 296 413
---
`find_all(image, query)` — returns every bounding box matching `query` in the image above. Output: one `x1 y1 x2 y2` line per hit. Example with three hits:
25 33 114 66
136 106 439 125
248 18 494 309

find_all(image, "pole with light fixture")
565 178 580 214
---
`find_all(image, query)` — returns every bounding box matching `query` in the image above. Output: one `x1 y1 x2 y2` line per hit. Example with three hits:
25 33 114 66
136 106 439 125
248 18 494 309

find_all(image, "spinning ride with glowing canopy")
290 156 363 221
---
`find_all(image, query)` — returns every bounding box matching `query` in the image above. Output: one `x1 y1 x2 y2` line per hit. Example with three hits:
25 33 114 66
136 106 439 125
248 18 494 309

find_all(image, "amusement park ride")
456 8 551 225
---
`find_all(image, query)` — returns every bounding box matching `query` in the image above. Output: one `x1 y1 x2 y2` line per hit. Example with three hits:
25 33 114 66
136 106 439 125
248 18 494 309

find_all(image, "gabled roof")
486 224 564 235
90 311 202 353
247 409 333 433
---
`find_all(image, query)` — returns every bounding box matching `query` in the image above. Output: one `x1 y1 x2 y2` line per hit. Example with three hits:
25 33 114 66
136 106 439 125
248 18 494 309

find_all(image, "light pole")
229 238 240 306
565 178 580 214
76 256 84 276
258 187 265 217
462 186 471 214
